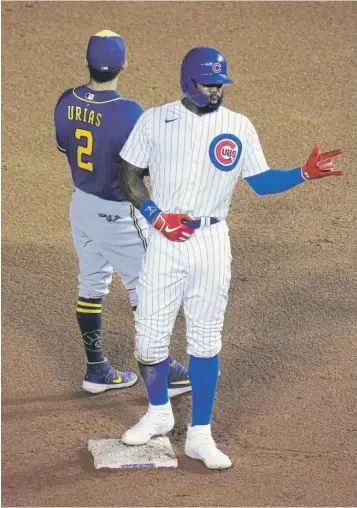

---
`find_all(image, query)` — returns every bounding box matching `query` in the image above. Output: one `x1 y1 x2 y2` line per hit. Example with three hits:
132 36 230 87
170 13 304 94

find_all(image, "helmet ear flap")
180 77 189 95
180 76 210 108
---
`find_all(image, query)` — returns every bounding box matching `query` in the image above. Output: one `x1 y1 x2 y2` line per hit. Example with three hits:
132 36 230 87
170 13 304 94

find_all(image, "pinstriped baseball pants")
135 220 232 363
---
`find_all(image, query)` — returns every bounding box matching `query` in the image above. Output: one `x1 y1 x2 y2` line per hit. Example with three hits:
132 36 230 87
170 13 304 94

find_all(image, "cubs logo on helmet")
209 134 242 172
212 62 222 73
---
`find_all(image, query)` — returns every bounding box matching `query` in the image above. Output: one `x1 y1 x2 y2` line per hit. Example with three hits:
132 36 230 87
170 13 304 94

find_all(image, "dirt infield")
2 2 357 506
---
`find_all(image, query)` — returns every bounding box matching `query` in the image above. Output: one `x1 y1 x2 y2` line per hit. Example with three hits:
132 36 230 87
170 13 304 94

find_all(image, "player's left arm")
242 123 344 195
54 90 71 154
118 111 153 208
55 131 67 154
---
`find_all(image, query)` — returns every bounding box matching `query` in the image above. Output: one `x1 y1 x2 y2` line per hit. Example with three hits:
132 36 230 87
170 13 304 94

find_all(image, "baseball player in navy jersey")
117 46 344 469
54 30 191 397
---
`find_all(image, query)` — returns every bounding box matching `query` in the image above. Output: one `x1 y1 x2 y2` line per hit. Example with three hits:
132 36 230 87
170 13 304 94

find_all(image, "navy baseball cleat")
168 359 192 398
82 359 138 394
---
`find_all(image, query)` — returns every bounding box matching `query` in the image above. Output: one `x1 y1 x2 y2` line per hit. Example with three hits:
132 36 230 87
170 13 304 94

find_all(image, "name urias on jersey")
67 105 102 127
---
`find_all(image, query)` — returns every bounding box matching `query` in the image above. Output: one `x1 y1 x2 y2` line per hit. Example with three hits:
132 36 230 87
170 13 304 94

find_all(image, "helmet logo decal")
209 134 242 172
212 62 222 73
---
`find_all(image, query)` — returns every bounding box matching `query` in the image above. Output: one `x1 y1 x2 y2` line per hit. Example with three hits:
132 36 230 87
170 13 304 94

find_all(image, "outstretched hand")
302 144 344 180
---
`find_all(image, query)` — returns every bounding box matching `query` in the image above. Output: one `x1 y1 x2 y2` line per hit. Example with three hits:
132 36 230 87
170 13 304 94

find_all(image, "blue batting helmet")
180 47 234 107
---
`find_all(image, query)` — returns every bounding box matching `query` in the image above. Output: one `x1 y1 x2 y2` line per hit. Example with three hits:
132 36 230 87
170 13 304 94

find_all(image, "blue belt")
182 217 221 229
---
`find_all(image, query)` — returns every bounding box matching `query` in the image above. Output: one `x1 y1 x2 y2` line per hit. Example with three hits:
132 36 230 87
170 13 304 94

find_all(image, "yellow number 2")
75 128 94 172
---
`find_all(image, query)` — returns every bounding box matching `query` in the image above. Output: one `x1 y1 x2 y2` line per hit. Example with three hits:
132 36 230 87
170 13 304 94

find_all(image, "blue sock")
138 357 170 406
189 354 220 426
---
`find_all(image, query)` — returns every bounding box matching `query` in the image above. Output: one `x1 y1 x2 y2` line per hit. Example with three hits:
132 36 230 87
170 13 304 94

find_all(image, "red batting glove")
302 143 344 180
152 213 194 242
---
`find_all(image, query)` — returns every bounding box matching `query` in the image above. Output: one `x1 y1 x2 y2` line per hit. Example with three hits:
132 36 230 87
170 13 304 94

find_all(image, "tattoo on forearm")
118 160 150 210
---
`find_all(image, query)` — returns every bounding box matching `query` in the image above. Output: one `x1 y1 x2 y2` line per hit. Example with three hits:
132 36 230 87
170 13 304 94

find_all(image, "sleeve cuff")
57 144 66 153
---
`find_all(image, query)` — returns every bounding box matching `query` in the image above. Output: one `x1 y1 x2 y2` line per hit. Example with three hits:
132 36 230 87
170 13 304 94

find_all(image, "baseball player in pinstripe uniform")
118 47 344 469
54 30 191 397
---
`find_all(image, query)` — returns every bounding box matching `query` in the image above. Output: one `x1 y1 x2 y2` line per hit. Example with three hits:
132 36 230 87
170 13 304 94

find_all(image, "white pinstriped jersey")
120 100 269 219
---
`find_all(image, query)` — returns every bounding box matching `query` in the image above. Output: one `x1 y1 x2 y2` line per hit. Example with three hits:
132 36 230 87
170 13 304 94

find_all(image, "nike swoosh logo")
165 118 178 123
165 225 181 233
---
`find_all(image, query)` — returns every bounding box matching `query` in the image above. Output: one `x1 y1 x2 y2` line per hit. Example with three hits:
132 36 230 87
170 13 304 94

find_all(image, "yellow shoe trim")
169 380 190 386
77 300 102 308
112 376 123 384
76 307 102 313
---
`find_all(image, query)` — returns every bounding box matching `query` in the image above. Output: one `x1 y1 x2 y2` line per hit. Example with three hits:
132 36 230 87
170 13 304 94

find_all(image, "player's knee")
187 340 222 358
127 287 138 308
186 321 223 358
134 344 169 365
135 326 170 364
78 285 109 299
134 309 174 363
78 273 112 298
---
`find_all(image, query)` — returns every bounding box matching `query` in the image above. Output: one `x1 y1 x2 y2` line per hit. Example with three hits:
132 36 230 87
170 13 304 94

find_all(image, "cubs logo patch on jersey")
209 134 242 172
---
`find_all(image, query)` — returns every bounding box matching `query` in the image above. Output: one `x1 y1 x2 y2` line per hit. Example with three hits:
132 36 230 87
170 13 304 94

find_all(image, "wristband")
139 199 161 224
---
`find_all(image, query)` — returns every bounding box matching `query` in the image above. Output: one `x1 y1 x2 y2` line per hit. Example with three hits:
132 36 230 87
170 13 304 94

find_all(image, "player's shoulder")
113 97 144 121
142 100 180 114
55 87 74 110
220 106 251 123
138 100 181 123
114 97 143 113
220 106 256 133
154 100 181 114
155 100 181 110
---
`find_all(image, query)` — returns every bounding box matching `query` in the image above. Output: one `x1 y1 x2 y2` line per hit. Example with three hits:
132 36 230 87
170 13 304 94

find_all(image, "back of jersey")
54 85 143 201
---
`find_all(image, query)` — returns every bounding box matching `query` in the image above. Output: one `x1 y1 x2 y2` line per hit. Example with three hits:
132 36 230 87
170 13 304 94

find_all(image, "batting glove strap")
152 213 166 231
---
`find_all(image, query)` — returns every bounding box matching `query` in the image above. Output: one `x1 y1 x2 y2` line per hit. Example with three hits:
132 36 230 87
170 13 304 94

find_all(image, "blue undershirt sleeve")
245 167 305 195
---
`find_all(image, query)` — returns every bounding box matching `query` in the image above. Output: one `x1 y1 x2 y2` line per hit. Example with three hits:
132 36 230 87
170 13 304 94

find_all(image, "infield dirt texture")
2 2 357 506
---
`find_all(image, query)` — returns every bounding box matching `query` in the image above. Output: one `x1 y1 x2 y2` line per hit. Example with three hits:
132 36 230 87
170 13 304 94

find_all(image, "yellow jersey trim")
72 88 121 105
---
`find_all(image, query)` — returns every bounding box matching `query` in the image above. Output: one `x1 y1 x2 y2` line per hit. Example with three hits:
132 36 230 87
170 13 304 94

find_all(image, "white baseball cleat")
122 401 175 445
185 424 232 469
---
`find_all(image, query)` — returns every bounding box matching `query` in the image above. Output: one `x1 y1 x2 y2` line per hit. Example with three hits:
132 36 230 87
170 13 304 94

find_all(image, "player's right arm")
118 112 193 242
118 110 152 208
118 160 151 210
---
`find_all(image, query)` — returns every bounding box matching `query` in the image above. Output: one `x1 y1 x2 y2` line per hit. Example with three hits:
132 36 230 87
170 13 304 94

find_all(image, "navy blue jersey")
54 85 143 201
